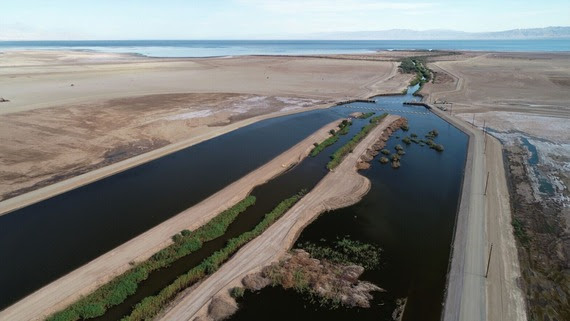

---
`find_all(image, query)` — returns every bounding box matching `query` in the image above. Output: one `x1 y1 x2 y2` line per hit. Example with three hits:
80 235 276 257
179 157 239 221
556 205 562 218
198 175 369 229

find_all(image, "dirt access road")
433 108 527 321
158 115 404 321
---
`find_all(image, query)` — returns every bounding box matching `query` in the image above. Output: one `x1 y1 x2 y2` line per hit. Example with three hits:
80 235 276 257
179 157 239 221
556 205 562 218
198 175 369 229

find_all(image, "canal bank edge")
0 103 333 217
158 115 405 321
432 106 486 321
0 120 343 321
431 105 527 321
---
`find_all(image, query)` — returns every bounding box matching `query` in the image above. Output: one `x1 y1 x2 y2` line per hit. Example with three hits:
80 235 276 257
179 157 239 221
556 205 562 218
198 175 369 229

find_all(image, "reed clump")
327 113 388 170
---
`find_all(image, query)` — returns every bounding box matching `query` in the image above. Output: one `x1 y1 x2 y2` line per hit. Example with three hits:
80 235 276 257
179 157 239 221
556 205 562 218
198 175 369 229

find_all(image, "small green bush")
381 149 391 155
230 287 245 298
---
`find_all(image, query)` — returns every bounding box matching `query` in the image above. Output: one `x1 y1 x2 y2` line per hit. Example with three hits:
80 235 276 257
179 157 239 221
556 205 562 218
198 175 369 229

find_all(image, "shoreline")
158 115 404 321
0 104 330 216
0 120 342 321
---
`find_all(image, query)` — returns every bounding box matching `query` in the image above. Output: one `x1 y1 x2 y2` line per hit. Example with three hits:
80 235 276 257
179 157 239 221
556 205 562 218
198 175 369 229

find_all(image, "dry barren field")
0 50 412 203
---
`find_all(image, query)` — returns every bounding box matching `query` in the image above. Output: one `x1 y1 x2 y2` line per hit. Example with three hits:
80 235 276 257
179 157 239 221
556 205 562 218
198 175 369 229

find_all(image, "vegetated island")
160 115 407 321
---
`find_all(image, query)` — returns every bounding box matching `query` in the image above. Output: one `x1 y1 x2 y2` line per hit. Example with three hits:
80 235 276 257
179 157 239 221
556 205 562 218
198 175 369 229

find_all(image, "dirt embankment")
0 120 344 321
159 115 405 321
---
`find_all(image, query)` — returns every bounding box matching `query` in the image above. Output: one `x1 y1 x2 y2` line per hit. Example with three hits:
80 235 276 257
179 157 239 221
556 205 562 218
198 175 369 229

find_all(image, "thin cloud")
237 0 439 13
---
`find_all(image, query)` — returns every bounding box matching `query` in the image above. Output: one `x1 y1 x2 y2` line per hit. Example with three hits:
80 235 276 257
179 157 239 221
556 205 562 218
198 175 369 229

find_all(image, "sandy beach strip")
0 120 342 321
158 115 404 321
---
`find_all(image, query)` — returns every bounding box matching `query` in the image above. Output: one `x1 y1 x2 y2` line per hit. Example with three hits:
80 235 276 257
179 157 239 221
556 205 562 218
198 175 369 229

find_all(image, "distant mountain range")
307 26 570 40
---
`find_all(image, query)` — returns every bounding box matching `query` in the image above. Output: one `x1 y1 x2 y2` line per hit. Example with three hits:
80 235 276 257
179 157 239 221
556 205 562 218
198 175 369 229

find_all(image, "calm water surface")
1 39 568 57
230 87 468 321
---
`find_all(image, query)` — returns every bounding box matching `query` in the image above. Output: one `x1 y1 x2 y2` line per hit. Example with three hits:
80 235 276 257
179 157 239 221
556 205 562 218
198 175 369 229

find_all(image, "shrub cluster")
310 120 352 157
298 237 381 270
399 57 432 88
123 192 305 321
230 287 245 298
47 196 256 321
357 112 375 119
326 113 388 170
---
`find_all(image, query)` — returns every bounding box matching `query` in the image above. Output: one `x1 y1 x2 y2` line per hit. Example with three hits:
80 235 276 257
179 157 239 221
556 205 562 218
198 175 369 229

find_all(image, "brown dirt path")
158 115 404 321
0 120 342 321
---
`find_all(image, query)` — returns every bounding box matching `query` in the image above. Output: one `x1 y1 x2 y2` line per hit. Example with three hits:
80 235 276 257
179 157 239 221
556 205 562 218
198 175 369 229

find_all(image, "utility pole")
485 243 493 278
484 171 490 195
483 120 487 154
471 114 475 127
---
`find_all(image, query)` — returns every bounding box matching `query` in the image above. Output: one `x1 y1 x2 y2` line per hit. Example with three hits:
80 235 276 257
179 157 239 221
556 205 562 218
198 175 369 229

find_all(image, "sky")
1 0 569 40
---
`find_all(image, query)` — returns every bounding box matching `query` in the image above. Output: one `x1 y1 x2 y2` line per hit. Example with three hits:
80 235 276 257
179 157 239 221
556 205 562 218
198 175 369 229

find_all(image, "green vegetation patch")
123 191 305 321
327 113 388 170
298 237 381 270
47 196 256 321
310 120 352 157
230 287 245 298
357 112 375 119
399 57 432 90
512 218 530 245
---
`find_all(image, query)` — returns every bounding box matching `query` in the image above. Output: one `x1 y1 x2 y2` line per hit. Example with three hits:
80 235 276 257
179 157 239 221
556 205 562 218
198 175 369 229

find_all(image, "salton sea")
1 39 569 57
